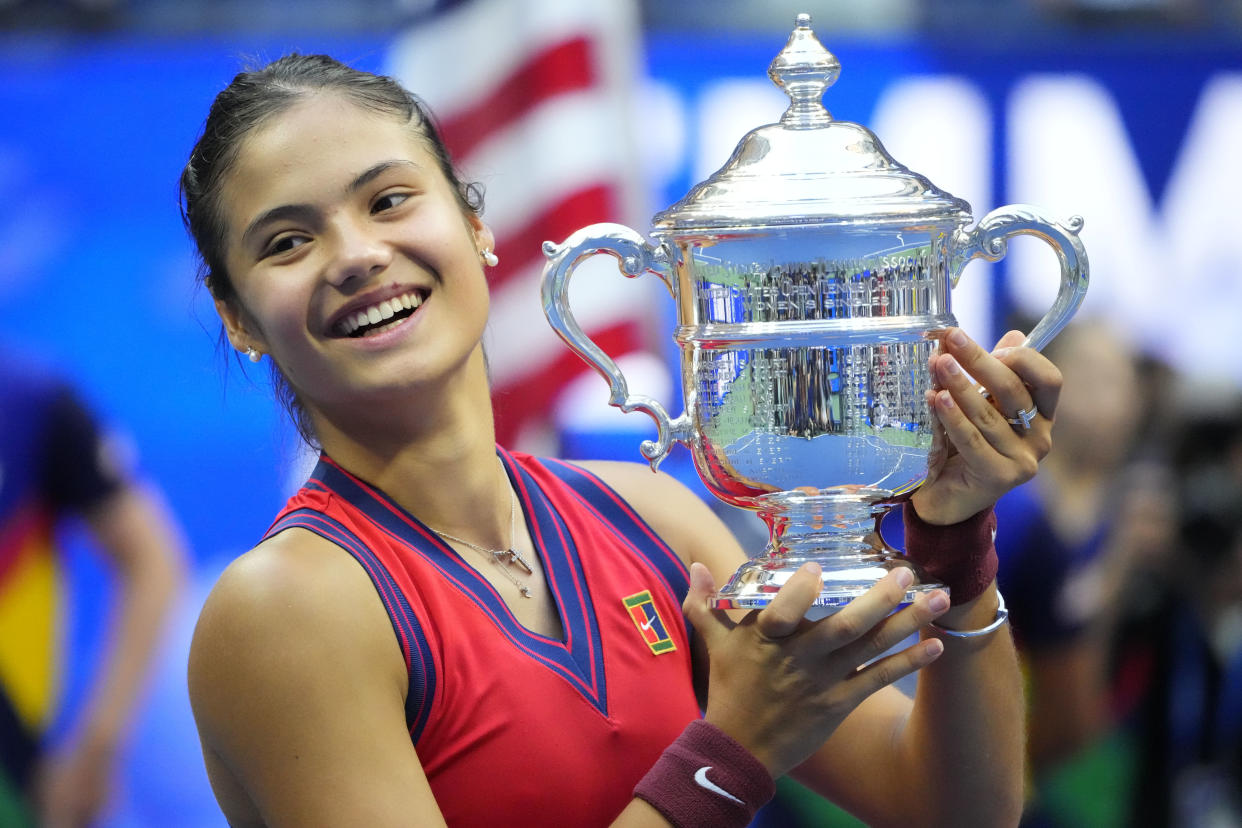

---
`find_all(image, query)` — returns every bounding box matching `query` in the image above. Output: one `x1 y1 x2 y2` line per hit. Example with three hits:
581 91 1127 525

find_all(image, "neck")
1038 451 1115 544
307 348 512 541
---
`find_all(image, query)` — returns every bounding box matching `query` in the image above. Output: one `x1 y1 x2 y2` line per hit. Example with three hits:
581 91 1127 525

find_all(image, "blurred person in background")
0 354 184 828
994 320 1242 827
988 319 1149 825
1105 400 1242 827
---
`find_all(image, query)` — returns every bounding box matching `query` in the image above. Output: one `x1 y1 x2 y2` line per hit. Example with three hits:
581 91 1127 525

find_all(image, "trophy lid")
653 13 971 234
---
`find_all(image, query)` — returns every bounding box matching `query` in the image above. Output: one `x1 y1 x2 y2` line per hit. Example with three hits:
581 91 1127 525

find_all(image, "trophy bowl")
541 13 1088 612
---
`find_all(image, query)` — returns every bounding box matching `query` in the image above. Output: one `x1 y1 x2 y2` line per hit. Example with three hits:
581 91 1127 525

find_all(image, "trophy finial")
768 12 839 129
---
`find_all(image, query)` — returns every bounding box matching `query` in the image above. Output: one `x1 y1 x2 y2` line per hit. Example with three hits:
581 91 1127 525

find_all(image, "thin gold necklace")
428 466 534 598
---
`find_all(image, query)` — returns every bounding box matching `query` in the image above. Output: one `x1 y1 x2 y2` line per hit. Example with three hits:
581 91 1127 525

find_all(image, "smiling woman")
180 56 488 448
178 53 1045 828
212 94 493 430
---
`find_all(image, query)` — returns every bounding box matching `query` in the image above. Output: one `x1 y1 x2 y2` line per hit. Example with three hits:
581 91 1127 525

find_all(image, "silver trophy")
541 13 1088 611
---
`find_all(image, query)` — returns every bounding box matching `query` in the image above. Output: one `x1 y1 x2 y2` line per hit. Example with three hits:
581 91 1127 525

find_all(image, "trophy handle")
953 205 1090 351
541 222 691 470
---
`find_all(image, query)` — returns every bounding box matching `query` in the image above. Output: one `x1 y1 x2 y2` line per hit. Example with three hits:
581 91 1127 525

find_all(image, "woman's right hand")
682 561 950 778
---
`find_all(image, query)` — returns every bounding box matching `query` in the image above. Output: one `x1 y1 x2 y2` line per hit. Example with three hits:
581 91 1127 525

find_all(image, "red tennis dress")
266 448 701 826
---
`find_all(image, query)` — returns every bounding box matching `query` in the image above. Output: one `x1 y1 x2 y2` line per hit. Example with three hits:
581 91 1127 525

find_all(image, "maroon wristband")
634 720 776 828
902 502 998 605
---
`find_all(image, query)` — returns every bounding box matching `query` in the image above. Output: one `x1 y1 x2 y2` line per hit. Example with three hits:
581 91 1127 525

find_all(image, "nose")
325 217 392 289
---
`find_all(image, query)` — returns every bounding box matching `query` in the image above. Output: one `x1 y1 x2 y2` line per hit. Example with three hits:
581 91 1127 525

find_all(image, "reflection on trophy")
541 13 1088 613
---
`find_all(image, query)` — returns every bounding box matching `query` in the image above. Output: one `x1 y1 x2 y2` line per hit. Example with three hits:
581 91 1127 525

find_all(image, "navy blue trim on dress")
308 455 613 716
538 457 692 640
499 449 607 706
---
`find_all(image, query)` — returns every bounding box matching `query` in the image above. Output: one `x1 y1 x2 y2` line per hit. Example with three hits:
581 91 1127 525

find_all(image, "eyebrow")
349 159 419 194
240 159 422 249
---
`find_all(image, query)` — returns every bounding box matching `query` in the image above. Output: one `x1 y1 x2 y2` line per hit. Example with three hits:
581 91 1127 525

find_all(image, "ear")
469 214 495 259
214 295 268 358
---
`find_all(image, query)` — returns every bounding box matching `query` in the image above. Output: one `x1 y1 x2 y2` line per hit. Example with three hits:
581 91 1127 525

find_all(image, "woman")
182 54 1056 827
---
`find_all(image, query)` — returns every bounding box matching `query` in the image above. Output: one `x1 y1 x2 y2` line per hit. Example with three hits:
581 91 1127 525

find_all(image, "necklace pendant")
519 586 531 598
505 549 534 575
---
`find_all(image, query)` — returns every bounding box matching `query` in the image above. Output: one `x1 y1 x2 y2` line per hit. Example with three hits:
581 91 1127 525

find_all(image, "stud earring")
246 347 262 363
481 249 499 267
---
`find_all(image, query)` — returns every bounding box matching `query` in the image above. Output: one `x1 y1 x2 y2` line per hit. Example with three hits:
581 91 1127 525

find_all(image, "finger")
682 562 736 648
939 330 1041 445
926 352 943 391
991 329 1026 352
932 386 1040 490
990 328 1041 413
921 389 948 485
930 350 1014 446
811 568 915 652
754 562 823 639
850 635 945 696
991 344 1063 424
931 386 1009 474
942 328 1034 422
837 587 950 665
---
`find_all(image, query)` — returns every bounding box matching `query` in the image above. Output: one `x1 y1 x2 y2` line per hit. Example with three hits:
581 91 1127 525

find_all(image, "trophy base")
711 554 943 618
709 486 945 617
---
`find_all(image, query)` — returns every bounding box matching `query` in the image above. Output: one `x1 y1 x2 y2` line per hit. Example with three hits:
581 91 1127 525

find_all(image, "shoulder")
193 528 374 635
570 458 689 499
189 528 405 735
571 459 709 534
188 530 440 824
572 459 747 574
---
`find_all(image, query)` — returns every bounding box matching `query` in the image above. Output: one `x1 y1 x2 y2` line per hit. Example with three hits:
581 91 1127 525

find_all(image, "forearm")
899 583 1026 827
82 562 179 747
77 486 184 749
611 799 675 827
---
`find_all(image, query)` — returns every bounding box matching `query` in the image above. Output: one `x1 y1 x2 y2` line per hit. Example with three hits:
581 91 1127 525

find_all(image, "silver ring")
1006 405 1039 431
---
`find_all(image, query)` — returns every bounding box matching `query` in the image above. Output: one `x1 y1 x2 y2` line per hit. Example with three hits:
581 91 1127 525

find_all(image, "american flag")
387 0 668 453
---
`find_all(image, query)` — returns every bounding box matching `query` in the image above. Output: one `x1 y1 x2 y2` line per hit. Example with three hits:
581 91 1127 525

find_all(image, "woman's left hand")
910 327 1062 526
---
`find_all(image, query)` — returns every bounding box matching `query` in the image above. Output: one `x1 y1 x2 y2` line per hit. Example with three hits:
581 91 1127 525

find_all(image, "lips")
331 289 426 338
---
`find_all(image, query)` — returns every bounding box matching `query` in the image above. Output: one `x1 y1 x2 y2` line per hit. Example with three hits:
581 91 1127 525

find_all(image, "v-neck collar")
307 449 610 713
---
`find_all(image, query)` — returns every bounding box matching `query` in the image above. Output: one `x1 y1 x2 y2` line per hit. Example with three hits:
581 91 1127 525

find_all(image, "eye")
262 233 310 259
372 191 412 214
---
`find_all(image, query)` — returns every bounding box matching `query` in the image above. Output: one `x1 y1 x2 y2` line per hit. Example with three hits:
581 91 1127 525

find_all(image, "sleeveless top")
266 448 701 826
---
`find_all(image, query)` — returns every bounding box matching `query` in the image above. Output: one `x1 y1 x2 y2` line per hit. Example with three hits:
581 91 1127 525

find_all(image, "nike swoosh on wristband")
694 766 744 804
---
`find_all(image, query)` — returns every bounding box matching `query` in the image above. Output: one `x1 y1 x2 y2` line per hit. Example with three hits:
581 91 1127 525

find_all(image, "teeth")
335 290 423 336
361 317 405 338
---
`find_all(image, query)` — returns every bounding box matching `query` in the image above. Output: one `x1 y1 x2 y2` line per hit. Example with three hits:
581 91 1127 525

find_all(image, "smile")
334 290 425 338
